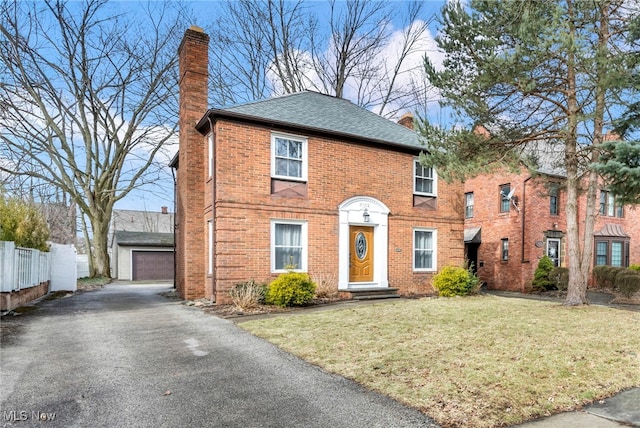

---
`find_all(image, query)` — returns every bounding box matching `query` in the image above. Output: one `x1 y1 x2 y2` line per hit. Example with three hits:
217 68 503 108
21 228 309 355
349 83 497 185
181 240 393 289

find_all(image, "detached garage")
111 231 174 281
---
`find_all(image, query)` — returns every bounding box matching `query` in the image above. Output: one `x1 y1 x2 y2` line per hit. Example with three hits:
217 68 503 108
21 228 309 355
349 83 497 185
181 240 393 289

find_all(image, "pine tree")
420 0 639 305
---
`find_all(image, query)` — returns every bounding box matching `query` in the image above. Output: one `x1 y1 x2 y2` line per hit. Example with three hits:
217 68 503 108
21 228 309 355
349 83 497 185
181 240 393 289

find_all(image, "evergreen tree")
592 140 640 205
420 0 639 305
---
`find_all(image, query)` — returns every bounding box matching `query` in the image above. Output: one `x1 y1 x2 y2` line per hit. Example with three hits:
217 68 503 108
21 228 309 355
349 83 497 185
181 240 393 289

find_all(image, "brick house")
170 26 465 303
464 157 639 292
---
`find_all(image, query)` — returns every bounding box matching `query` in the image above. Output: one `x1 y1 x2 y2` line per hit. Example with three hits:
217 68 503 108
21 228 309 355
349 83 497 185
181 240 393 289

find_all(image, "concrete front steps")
346 288 400 300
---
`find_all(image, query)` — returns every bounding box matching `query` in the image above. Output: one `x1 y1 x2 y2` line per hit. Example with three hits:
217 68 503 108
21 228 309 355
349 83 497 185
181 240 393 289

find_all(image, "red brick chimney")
161 206 168 214
175 26 209 300
398 113 414 130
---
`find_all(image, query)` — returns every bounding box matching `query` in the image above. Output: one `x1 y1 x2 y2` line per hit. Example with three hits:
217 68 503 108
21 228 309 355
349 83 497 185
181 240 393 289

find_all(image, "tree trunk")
563 0 587 306
88 207 112 278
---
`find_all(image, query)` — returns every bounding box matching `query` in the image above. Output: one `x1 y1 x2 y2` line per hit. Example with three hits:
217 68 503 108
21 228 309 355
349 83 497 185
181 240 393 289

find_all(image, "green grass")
240 296 640 427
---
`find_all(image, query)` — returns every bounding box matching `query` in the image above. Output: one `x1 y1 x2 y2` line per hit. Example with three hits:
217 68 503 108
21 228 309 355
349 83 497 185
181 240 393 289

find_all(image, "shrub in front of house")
615 269 640 298
532 256 555 291
549 267 569 291
593 265 615 288
229 280 267 311
265 272 316 307
311 272 339 300
629 264 640 272
432 265 480 297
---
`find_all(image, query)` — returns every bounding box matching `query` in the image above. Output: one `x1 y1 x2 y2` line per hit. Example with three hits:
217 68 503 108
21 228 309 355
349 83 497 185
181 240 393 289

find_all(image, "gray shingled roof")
200 91 422 150
114 231 174 247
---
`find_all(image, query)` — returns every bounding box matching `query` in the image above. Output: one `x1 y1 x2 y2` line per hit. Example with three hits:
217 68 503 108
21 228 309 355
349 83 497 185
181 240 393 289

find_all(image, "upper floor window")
549 183 559 215
413 228 437 271
599 191 623 218
465 192 474 218
271 220 307 272
414 159 437 196
500 184 511 213
271 133 307 181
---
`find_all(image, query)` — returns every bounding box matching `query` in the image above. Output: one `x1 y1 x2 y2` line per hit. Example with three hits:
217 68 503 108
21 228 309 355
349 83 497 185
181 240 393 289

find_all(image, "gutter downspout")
208 116 216 303
521 175 533 292
171 165 177 289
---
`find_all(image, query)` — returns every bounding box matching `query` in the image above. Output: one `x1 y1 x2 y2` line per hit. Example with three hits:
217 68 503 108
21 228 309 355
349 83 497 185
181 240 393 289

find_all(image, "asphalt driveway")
0 282 438 428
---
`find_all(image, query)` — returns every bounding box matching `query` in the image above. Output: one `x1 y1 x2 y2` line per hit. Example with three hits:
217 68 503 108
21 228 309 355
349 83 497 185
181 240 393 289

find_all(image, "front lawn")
239 296 640 427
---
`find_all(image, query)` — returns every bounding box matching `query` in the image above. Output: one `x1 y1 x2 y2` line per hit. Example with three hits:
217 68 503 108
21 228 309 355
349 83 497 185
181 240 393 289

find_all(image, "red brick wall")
0 281 49 311
208 120 465 303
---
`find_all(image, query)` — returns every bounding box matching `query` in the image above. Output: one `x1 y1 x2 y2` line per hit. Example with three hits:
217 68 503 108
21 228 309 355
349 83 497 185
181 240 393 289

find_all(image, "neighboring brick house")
170 26 465 303
464 155 639 292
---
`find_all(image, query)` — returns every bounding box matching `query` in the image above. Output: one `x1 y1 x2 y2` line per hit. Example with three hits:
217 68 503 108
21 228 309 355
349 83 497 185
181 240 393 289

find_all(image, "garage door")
132 251 174 280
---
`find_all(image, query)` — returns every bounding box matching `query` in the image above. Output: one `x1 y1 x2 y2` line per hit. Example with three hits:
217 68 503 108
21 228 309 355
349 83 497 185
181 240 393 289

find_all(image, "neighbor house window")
465 192 474 218
413 229 436 271
414 159 437 196
501 238 509 261
595 239 630 267
271 133 307 181
599 191 624 218
500 184 511 212
208 220 213 275
549 184 559 215
271 220 307 272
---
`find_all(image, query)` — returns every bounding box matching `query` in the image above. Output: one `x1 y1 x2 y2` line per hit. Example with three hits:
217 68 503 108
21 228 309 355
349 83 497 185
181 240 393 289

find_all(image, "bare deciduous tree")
0 0 184 277
207 0 434 118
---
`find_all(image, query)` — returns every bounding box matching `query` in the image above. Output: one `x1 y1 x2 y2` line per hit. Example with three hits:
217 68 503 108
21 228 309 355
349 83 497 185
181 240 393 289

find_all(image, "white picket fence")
0 241 77 293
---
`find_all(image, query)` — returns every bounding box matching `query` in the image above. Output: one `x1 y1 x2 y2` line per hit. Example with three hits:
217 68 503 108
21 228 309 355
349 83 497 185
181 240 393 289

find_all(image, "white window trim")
413 228 437 272
270 219 308 273
271 132 308 182
413 158 437 197
208 133 213 178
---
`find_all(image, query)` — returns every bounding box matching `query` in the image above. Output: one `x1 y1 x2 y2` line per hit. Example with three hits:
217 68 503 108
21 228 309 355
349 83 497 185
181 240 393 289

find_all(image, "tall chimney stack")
175 26 209 300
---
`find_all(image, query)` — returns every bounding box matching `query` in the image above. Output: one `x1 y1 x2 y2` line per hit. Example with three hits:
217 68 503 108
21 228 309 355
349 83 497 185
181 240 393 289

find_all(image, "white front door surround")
338 196 389 290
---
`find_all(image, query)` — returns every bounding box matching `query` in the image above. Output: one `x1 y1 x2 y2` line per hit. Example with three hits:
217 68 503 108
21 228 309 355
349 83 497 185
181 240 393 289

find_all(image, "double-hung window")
599 190 624 218
272 133 307 181
413 229 436 271
501 238 509 261
500 184 511 213
549 184 559 215
414 159 437 196
465 192 474 218
271 220 307 272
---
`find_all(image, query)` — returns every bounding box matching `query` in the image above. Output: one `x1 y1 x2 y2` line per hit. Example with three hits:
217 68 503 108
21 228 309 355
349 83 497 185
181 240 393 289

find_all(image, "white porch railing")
0 241 51 293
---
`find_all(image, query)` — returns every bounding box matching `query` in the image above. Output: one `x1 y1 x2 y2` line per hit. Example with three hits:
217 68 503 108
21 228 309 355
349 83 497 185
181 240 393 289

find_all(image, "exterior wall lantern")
363 208 370 223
